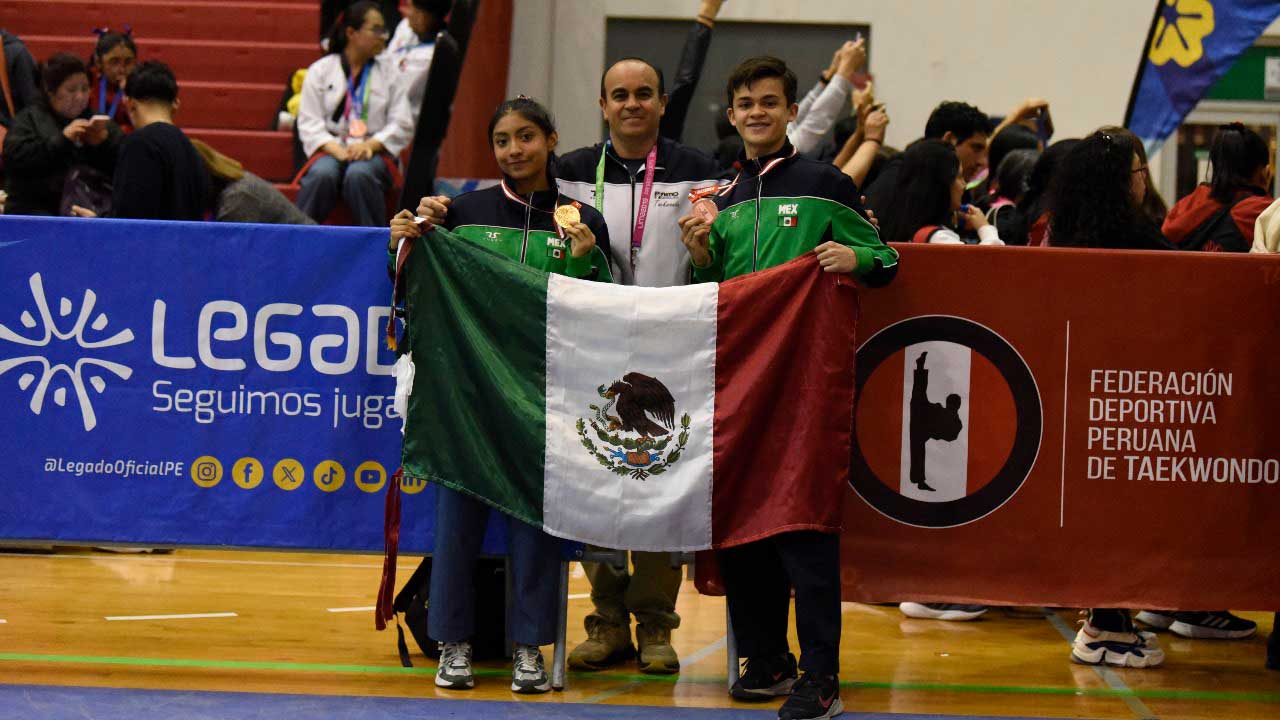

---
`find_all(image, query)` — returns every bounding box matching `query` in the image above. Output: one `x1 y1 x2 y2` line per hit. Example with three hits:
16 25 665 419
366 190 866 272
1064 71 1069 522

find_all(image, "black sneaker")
729 652 798 702
779 673 843 720
1170 611 1257 639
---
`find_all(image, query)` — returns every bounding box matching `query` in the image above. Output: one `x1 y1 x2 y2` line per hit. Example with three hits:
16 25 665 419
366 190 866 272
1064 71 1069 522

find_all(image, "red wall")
437 0 512 179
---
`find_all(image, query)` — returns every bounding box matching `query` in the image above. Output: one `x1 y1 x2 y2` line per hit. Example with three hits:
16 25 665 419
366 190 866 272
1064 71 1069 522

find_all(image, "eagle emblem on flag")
576 372 691 481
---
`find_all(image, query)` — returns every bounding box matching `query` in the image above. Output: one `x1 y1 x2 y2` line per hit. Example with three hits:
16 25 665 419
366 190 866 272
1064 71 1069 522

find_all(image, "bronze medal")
349 119 368 139
693 197 719 223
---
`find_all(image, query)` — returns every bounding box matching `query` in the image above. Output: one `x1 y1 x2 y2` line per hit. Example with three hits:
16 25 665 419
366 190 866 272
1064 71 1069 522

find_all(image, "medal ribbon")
595 142 659 271
344 63 372 130
500 179 565 238
689 148 796 205
98 75 122 118
629 143 659 271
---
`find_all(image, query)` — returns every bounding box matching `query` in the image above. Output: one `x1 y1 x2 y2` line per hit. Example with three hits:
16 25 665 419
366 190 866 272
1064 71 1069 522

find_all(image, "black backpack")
1176 196 1251 252
391 556 511 666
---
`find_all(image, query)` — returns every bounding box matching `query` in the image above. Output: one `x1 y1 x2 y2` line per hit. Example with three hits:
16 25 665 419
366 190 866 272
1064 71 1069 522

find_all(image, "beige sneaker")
568 619 635 671
636 623 680 675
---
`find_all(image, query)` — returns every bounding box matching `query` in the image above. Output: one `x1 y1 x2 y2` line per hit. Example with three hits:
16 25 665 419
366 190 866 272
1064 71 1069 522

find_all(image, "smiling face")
491 111 556 185
599 60 666 147
727 76 798 158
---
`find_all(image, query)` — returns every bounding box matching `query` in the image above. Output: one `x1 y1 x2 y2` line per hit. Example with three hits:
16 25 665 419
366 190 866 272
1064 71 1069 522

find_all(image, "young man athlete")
678 55 897 720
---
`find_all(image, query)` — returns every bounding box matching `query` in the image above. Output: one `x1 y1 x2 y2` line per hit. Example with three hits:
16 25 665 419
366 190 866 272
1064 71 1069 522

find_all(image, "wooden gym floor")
1 548 1277 719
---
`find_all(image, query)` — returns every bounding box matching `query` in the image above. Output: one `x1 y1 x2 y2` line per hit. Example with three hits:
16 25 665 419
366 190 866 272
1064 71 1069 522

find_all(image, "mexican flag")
396 228 859 551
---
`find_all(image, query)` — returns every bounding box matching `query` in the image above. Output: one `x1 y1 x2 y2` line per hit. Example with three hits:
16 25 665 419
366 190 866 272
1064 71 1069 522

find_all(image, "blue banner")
1126 0 1280 153
0 216 504 553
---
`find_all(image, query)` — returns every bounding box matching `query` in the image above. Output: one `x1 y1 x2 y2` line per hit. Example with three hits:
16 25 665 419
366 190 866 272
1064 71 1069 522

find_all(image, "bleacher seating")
4 0 321 182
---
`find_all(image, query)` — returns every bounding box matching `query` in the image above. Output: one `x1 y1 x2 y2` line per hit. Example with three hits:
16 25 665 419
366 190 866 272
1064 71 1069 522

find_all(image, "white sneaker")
1071 620 1165 668
511 644 551 694
435 641 474 689
899 602 989 621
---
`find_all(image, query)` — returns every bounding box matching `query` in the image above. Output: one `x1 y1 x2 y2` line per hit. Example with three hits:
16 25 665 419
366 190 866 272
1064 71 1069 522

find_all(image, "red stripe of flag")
710 254 859 547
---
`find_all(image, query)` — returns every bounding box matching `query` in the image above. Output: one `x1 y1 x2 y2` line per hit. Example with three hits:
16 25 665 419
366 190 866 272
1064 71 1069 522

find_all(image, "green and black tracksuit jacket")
444 180 615 282
692 141 898 285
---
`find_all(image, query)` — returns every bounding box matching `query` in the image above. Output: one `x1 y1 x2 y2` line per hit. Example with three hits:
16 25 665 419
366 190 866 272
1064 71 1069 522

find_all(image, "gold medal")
554 204 580 227
349 119 368 139
693 197 719 223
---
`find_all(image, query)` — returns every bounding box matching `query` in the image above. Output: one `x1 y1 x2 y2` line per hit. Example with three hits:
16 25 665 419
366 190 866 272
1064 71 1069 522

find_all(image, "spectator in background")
1049 131 1168 252
380 0 450 119
986 147 1038 235
296 0 414 226
88 29 137 132
71 61 209 221
1007 138 1078 246
190 139 316 224
833 101 888 189
1163 122 1273 252
1253 196 1280 253
863 100 991 214
789 38 866 156
653 0 726 143
1 29 42 133
2 53 122 216
1098 125 1166 228
977 124 1040 210
876 139 1002 247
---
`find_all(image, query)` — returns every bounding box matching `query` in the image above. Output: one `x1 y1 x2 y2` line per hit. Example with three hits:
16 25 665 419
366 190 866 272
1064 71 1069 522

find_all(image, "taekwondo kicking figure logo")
909 351 964 493
850 315 1042 528
0 273 134 431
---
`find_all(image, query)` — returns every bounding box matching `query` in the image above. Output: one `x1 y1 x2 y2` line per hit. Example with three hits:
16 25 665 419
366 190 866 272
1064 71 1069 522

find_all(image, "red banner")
699 244 1280 610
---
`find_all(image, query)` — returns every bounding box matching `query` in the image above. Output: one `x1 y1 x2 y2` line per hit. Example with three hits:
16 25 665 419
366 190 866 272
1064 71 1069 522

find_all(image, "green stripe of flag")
400 228 549 525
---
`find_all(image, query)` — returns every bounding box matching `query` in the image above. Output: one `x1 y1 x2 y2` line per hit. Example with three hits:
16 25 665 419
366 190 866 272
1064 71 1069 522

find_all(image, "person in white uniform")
380 0 450 119
296 0 414 226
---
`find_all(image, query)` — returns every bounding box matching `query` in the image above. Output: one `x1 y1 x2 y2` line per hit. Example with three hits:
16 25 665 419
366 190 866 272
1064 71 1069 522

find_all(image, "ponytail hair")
1209 122 1270 203
326 1 381 55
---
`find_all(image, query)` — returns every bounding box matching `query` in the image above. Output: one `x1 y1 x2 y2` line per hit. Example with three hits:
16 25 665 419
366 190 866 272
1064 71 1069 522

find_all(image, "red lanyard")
688 148 795 204
501 180 566 238
628 143 659 270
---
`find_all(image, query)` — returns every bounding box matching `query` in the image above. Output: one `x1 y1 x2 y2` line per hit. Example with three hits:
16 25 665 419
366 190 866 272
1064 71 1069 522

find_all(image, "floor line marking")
326 607 375 613
104 613 238 622
0 619 6 624
676 635 727 682
3 652 1278 703
0 552 388 569
567 593 590 600
1042 608 1156 720
1060 319 1070 528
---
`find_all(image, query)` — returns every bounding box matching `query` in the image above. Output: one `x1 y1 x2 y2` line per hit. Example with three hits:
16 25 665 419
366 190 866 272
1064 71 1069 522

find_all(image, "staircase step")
20 35 318 86
178 81 287 131
1 0 319 45
185 128 295 182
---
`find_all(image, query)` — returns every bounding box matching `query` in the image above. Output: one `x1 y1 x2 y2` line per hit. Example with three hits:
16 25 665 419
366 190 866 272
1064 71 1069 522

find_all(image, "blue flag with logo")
1126 0 1280 153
